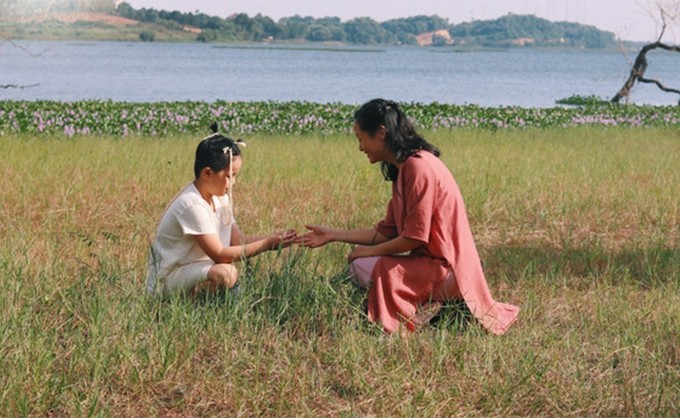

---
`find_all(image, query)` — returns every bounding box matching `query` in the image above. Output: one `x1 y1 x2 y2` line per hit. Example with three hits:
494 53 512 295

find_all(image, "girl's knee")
208 263 238 289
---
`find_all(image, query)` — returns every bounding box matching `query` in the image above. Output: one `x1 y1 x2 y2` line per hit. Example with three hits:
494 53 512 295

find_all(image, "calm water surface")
1 40 678 106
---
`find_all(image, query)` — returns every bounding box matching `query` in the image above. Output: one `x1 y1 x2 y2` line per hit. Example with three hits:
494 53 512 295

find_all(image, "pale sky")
125 0 680 42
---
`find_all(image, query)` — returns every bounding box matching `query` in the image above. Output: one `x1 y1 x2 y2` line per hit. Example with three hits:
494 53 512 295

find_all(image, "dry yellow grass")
0 127 678 416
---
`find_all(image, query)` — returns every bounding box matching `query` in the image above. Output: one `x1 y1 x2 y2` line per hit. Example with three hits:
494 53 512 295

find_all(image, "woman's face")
354 122 388 164
208 155 242 196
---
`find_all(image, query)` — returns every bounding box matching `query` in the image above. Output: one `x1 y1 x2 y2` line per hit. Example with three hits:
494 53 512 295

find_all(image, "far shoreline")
0 11 645 51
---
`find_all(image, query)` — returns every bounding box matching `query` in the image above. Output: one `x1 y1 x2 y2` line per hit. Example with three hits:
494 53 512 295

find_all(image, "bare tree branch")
0 83 40 89
1 36 49 89
1 37 49 57
638 76 680 96
611 5 680 104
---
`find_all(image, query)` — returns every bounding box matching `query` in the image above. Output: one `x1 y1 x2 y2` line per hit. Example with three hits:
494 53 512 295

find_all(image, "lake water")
1 40 679 107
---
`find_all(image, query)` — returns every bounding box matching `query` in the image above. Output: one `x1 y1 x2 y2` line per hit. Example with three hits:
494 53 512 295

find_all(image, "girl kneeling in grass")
297 99 518 335
147 130 297 297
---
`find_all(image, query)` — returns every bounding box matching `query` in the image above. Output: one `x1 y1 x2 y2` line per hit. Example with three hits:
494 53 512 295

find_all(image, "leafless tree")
612 2 680 104
1 0 119 89
0 38 45 89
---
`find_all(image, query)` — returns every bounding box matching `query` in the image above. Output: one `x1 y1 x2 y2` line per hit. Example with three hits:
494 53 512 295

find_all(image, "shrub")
556 94 609 106
138 30 155 42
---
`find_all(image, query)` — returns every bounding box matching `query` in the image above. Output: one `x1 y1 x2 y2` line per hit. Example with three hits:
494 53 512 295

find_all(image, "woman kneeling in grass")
297 99 519 335
147 129 296 297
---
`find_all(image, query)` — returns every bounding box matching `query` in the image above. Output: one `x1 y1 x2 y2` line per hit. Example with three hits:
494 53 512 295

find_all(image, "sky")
125 0 680 42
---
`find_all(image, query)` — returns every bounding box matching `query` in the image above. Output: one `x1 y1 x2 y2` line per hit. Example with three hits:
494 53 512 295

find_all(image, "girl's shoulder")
170 184 208 212
214 194 231 210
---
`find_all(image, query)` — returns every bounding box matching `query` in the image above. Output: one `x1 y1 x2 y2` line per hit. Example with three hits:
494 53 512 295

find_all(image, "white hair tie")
222 140 246 225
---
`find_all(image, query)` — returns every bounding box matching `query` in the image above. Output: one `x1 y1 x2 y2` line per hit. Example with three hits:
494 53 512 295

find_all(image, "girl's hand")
295 225 333 248
270 229 297 250
348 245 372 262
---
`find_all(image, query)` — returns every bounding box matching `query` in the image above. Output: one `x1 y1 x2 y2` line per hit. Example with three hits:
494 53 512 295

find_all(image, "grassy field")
1 127 678 416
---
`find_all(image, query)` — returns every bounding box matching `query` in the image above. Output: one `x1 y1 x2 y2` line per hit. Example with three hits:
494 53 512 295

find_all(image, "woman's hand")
269 229 297 250
348 245 372 262
295 225 333 248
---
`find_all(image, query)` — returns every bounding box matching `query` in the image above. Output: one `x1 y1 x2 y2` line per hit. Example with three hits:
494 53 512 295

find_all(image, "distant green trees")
113 2 617 48
449 14 615 48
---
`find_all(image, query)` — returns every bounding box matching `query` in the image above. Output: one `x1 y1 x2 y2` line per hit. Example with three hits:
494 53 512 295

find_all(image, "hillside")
0 12 197 42
12 12 137 26
1 5 619 49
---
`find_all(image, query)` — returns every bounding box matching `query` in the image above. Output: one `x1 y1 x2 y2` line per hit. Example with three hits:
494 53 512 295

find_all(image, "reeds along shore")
0 126 678 416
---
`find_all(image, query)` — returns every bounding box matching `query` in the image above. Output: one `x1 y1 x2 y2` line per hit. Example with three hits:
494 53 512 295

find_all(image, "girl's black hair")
353 98 440 181
193 122 242 179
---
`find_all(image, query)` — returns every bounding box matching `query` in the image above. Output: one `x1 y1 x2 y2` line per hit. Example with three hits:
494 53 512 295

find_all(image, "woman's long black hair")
354 99 440 181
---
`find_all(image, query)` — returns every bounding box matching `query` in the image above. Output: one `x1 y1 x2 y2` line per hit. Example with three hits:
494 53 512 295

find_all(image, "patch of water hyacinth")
1 100 679 137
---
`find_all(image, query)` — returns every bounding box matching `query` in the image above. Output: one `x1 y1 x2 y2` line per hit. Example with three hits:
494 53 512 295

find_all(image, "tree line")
115 3 617 48
1 1 617 48
114 3 617 48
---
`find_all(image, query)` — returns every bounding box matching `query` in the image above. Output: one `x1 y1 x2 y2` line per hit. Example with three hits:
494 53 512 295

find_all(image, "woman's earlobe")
379 125 388 141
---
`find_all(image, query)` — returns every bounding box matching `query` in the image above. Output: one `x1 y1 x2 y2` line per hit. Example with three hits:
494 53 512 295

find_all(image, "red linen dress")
368 151 519 334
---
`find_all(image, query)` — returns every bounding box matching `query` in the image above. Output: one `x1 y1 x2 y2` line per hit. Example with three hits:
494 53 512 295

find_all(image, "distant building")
415 29 453 47
510 37 535 47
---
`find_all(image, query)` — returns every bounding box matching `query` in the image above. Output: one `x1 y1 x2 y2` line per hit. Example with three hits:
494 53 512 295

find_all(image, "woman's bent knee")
349 257 378 289
432 270 462 301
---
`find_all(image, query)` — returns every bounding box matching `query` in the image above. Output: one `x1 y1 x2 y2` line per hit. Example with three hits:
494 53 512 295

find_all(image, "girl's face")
207 156 242 196
354 122 388 164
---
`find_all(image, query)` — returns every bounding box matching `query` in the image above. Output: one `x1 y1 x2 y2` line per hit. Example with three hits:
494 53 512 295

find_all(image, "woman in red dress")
297 99 518 335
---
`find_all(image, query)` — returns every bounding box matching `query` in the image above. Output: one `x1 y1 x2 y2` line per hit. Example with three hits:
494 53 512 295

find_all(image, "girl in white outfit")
147 130 296 296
